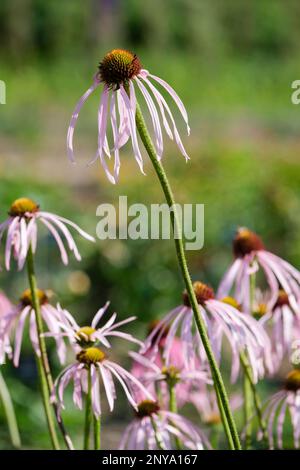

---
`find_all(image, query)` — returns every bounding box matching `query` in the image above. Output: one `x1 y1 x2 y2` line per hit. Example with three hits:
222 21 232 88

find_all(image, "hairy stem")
26 247 60 450
215 385 234 450
26 245 73 450
135 102 241 450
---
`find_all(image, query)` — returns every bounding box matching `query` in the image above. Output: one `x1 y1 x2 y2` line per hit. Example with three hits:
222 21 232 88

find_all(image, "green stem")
135 102 241 450
215 384 234 450
168 383 182 449
0 370 21 448
83 367 92 450
26 245 73 450
35 353 59 449
250 270 256 314
26 246 60 450
94 415 101 450
244 273 268 446
240 352 268 447
150 416 166 450
243 367 252 449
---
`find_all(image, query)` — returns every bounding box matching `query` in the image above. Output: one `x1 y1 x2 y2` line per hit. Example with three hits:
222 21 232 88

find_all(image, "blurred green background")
0 0 300 449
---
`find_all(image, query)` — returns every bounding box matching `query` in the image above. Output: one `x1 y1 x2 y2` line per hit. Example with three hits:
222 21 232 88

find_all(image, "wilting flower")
217 227 300 314
261 369 300 449
255 289 300 366
0 291 13 363
119 399 211 450
141 282 273 383
0 197 95 270
44 301 142 353
55 346 152 418
0 289 66 366
67 49 190 183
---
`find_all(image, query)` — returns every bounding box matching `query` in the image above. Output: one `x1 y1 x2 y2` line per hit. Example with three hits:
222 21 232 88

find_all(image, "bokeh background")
0 0 300 449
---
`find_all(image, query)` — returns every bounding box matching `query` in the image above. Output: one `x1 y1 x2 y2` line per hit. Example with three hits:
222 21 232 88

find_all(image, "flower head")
0 197 95 270
67 49 190 183
261 369 300 449
141 281 273 383
130 350 210 408
0 289 67 366
55 346 152 418
45 301 142 352
218 227 300 314
119 399 211 450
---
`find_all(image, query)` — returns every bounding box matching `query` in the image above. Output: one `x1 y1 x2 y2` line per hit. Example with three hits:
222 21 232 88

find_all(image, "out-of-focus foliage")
0 0 300 449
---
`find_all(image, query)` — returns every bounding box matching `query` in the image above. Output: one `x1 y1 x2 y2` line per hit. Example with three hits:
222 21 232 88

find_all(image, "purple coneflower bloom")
261 369 300 449
0 291 13 363
67 49 190 183
217 227 300 314
44 301 142 353
254 289 300 366
55 346 152 418
119 400 211 450
141 282 273 383
0 197 95 270
0 289 66 366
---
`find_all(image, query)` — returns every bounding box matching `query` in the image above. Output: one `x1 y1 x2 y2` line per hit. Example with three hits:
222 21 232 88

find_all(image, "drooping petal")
67 78 100 163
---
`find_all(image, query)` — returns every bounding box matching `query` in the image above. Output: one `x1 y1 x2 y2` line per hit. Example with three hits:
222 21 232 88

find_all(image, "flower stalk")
26 245 73 450
150 416 166 450
94 415 101 450
26 246 60 450
0 370 21 448
242 268 268 447
83 367 92 450
240 352 268 446
135 100 241 450
168 382 182 449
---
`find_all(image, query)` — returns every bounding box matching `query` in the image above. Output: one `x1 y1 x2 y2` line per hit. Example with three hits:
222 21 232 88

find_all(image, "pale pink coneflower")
260 369 300 449
141 282 273 383
54 346 153 418
254 289 300 367
0 197 95 271
0 291 13 363
67 49 190 183
131 321 187 375
217 227 300 314
119 400 211 450
0 289 66 366
44 301 143 353
130 325 199 407
129 351 211 408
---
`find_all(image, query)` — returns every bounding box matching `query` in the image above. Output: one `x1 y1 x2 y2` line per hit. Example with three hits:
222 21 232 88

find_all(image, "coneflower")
67 49 190 183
